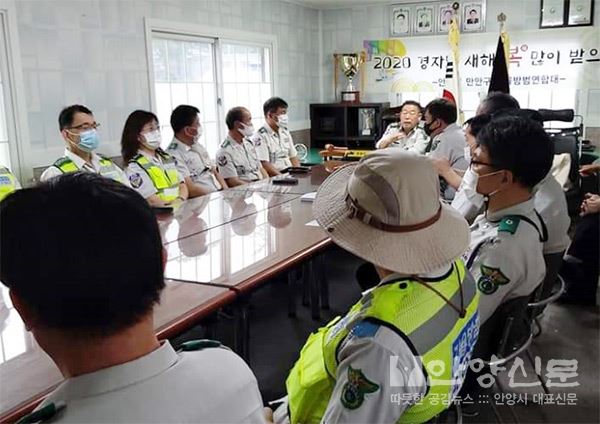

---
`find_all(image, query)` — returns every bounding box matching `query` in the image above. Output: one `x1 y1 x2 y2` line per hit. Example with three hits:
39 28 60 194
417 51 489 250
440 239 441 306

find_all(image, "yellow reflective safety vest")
286 260 480 424
131 150 180 202
53 155 125 184
0 166 19 201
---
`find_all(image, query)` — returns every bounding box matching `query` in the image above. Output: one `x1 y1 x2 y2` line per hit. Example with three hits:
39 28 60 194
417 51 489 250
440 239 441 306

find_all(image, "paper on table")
300 192 317 202
305 219 320 227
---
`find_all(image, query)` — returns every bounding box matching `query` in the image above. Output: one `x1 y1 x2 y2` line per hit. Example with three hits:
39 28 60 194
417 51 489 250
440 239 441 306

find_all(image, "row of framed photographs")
390 1 486 37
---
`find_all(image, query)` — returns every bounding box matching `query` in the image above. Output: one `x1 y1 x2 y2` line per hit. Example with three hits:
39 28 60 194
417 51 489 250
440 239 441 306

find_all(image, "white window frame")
143 18 278 143
0 1 30 182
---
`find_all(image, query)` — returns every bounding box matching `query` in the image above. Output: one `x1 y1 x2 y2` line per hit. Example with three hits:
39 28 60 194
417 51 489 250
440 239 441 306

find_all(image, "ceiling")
290 0 393 9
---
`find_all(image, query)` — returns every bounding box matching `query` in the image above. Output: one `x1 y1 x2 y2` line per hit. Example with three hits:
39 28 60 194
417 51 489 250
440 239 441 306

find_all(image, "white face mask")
277 113 289 129
464 146 472 163
238 122 255 138
187 126 203 143
460 167 485 209
143 129 162 149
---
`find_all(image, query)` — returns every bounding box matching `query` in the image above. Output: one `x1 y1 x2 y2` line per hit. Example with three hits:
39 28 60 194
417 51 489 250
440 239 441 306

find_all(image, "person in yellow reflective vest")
121 110 188 207
40 105 129 186
272 150 480 424
0 165 21 201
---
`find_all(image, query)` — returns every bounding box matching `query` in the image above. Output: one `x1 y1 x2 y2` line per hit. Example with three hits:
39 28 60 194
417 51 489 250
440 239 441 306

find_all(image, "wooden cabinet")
310 102 390 149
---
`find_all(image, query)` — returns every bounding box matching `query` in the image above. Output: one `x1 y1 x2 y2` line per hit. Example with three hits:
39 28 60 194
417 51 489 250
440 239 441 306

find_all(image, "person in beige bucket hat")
275 150 480 424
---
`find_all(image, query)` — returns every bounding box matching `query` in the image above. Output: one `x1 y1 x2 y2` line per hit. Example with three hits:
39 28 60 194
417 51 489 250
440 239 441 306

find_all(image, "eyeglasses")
400 110 420 116
67 122 100 131
470 160 497 168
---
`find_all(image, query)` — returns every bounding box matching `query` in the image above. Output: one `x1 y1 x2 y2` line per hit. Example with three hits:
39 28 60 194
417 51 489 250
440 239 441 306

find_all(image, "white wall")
320 0 600 106
6 0 319 178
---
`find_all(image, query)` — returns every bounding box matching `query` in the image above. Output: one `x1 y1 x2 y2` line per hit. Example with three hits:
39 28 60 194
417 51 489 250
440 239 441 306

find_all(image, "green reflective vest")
53 155 125 184
286 260 480 424
0 166 19 202
132 151 180 202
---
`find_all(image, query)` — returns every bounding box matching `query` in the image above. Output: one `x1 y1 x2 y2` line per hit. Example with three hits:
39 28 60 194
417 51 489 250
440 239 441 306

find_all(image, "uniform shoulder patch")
167 142 178 150
477 265 510 295
128 172 143 189
341 366 379 410
498 216 521 235
217 155 228 167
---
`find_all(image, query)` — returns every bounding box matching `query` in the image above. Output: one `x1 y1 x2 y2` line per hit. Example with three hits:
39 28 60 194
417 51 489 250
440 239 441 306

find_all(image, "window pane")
201 44 214 83
170 83 188 112
185 41 202 83
167 40 185 82
234 45 249 83
201 83 217 122
222 44 236 83
152 39 168 82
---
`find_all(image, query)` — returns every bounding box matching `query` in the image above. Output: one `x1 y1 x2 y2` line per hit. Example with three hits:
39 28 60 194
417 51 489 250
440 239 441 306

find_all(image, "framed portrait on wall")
414 4 434 35
540 0 566 27
390 5 411 36
568 0 593 26
462 1 485 32
438 3 455 33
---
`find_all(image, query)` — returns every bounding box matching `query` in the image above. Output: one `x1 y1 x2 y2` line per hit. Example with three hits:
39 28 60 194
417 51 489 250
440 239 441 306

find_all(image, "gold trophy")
334 52 366 103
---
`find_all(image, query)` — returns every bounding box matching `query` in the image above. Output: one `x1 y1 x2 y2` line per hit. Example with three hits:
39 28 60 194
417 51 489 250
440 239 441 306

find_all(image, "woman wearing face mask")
122 110 188 207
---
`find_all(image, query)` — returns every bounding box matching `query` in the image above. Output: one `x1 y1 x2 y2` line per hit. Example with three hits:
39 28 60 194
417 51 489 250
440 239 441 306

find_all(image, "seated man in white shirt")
424 98 468 200
216 107 268 187
463 115 553 323
375 101 429 153
167 105 227 198
40 105 129 186
0 172 267 423
253 97 300 176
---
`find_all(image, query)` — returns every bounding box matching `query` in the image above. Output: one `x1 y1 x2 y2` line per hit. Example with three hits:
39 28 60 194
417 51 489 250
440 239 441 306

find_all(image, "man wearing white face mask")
167 105 227 198
216 107 268 187
462 115 552 323
41 105 129 186
252 97 300 176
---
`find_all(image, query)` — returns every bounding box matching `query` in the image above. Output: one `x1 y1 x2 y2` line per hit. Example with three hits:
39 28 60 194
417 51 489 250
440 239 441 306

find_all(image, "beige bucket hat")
313 149 470 275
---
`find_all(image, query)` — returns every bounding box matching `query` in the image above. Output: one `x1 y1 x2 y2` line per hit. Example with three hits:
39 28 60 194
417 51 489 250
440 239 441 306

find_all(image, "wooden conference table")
0 165 333 423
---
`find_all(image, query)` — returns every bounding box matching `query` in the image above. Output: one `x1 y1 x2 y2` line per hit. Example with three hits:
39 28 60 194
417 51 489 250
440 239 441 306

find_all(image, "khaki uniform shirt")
35 341 266 423
464 199 546 324
375 123 429 154
252 124 298 171
166 137 221 193
216 135 262 182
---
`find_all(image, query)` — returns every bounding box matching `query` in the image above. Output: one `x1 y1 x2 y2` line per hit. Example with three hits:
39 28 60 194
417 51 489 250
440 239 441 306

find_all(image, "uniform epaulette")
389 122 401 128
177 339 224 352
498 216 521 235
53 156 72 167
167 142 178 150
221 139 231 148
258 127 268 134
96 153 110 161
16 401 66 424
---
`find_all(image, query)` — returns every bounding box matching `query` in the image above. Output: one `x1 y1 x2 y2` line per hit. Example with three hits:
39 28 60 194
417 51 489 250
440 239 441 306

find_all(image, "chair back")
473 296 531 362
